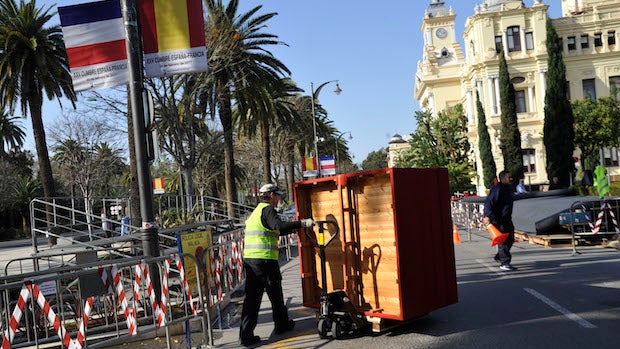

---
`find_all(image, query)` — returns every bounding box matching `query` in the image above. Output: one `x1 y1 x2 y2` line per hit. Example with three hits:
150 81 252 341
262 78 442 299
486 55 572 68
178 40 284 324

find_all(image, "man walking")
239 183 314 346
483 170 517 271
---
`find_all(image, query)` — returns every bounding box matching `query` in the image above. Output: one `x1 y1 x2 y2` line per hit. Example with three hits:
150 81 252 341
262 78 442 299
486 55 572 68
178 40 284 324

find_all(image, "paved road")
210 230 620 349
2 233 619 349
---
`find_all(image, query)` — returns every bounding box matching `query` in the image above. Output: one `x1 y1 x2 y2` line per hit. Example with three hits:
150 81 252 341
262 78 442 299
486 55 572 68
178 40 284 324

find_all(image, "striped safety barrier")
111 265 138 335
1 282 93 349
173 254 197 314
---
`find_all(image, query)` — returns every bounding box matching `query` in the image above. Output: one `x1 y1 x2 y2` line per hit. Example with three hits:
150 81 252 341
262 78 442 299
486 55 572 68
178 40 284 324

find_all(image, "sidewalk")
213 251 320 348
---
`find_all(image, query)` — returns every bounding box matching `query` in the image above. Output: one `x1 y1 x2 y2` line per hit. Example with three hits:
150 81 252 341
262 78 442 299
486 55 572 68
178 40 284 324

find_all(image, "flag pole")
121 0 161 277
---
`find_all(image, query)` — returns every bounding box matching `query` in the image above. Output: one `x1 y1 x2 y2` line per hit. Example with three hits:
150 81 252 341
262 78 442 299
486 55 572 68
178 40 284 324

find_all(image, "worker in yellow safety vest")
239 183 314 347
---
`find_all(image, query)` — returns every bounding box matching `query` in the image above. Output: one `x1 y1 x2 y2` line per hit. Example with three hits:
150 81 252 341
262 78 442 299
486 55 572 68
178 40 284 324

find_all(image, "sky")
29 0 563 164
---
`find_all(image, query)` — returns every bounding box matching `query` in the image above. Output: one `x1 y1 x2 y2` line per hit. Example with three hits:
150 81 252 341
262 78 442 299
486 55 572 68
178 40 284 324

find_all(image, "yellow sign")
177 230 212 293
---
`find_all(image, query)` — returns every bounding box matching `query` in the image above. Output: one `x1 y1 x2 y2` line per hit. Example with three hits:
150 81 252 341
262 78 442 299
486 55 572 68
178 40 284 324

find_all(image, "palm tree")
0 0 77 199
12 175 42 236
237 78 300 184
202 0 290 218
94 142 125 196
0 110 25 159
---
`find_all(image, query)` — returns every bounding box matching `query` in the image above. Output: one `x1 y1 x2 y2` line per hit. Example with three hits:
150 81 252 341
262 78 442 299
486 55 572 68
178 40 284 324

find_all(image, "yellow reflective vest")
244 203 280 260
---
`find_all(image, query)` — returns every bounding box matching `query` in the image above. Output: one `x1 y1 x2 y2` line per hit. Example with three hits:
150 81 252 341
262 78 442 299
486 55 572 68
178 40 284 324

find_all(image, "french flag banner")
320 155 336 176
302 157 318 178
58 0 129 91
139 0 207 78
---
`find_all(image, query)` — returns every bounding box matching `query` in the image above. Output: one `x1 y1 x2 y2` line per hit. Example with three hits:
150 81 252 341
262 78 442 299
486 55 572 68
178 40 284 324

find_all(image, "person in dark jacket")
239 183 314 347
483 170 517 271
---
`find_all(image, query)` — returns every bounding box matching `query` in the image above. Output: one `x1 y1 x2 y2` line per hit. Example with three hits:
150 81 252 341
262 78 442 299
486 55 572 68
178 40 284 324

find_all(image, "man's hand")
301 218 314 228
483 217 490 226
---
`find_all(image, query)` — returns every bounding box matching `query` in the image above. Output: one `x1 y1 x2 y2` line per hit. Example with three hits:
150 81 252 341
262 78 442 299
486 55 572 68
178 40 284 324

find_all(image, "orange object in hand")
487 224 509 246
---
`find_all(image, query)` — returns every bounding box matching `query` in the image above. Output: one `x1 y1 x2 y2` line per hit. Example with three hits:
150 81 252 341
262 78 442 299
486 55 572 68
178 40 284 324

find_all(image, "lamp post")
335 131 352 174
311 80 342 176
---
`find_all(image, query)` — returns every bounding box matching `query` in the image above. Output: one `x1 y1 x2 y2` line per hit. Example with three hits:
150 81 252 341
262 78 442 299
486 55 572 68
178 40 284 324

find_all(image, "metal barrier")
0 253 209 349
451 197 620 245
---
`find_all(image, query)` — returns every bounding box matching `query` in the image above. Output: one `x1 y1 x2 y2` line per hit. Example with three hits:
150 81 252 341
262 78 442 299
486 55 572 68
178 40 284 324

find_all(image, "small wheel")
318 318 330 339
331 320 342 339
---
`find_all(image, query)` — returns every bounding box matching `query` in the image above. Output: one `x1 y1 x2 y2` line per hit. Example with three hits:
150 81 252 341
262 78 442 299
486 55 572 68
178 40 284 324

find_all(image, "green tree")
202 0 289 218
236 78 299 184
543 17 575 185
0 0 77 199
361 148 387 171
498 52 523 181
0 110 25 159
476 92 497 189
573 96 620 169
397 106 473 192
11 176 41 236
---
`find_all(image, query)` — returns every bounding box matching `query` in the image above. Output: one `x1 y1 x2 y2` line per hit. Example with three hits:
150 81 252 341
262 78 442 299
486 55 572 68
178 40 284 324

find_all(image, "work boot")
239 335 261 347
274 319 295 334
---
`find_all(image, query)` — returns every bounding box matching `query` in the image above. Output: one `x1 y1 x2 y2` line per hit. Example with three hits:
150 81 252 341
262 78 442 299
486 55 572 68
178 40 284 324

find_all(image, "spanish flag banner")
153 177 165 194
302 157 318 178
139 0 207 77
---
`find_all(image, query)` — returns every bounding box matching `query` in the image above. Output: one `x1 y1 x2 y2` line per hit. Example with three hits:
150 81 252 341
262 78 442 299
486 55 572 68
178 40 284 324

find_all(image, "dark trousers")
239 258 289 340
495 231 515 265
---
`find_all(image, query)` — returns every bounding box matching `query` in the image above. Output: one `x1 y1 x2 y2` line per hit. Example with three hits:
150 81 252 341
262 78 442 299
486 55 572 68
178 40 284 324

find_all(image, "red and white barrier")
111 265 138 335
2 282 93 349
591 201 620 234
173 254 197 314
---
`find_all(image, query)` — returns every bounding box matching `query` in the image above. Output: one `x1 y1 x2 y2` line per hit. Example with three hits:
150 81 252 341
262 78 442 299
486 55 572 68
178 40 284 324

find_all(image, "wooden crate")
295 167 457 322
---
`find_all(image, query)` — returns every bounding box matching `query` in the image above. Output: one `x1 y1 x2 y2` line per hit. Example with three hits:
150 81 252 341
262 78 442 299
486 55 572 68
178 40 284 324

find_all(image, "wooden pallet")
515 231 616 248
515 232 574 248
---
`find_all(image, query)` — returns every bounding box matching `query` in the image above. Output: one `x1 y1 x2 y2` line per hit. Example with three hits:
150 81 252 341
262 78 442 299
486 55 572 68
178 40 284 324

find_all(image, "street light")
311 80 341 176
335 131 352 174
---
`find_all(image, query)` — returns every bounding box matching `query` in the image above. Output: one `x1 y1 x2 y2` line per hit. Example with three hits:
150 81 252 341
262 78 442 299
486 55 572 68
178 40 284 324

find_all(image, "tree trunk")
127 88 141 227
261 121 272 184
217 76 237 219
28 97 55 199
286 139 295 204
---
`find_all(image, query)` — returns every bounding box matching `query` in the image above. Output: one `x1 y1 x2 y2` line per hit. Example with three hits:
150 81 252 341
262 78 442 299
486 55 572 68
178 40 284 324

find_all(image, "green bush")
570 181 620 196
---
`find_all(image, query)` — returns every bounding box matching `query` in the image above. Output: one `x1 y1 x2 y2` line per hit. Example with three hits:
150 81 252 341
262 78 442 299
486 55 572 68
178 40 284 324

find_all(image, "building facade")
412 0 620 194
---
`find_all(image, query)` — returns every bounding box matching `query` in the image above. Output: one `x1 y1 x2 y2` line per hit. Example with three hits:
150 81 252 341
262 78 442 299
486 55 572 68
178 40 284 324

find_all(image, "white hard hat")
259 183 283 196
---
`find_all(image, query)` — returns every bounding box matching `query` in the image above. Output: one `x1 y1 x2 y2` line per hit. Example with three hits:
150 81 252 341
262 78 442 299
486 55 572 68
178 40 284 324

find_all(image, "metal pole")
121 1 160 261
310 82 320 176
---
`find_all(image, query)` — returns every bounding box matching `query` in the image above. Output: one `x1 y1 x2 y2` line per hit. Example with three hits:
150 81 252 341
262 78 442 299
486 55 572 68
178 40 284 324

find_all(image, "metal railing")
450 197 620 241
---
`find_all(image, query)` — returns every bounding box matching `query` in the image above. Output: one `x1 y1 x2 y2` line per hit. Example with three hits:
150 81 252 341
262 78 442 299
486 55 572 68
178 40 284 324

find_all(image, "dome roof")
389 134 407 144
427 0 449 18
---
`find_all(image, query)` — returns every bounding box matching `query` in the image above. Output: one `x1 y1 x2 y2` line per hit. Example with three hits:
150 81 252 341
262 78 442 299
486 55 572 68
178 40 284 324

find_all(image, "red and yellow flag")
139 0 207 77
302 157 318 177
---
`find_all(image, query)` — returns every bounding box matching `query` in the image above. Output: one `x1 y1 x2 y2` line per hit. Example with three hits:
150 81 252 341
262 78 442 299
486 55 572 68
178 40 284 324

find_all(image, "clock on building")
436 27 448 39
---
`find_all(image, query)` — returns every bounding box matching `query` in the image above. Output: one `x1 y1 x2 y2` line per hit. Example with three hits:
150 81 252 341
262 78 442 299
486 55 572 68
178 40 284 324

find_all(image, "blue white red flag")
59 0 129 91
320 156 336 176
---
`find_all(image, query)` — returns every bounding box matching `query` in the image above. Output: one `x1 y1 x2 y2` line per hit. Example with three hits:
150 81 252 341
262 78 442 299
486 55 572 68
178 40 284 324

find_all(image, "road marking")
475 259 504 276
524 288 597 328
263 328 317 349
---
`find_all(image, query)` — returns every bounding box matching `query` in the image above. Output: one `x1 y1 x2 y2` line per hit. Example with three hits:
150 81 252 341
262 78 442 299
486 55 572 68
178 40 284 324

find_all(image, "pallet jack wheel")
331 320 342 339
318 318 330 339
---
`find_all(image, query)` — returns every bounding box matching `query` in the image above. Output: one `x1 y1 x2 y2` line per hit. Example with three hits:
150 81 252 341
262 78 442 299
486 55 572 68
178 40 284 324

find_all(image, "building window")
523 149 536 174
581 34 589 49
495 36 503 53
507 26 521 52
567 36 576 50
525 32 534 50
582 79 596 100
559 38 563 51
609 31 616 45
566 80 571 100
603 147 619 167
609 76 620 98
515 90 527 113
594 33 603 47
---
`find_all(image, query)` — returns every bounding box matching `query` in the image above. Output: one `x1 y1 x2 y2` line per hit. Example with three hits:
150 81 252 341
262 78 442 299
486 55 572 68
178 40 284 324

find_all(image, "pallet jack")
305 220 366 339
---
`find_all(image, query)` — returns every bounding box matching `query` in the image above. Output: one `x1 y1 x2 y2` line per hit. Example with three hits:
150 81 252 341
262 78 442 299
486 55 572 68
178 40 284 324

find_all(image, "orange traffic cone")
487 224 509 246
453 224 462 244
